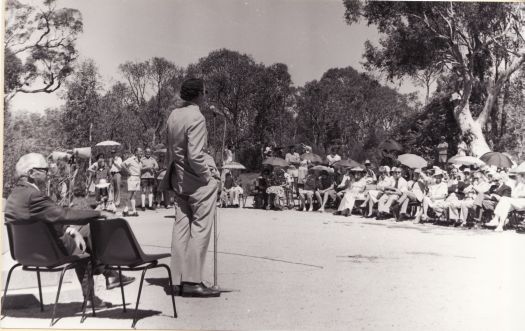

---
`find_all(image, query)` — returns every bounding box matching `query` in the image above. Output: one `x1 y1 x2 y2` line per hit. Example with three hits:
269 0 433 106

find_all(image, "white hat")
364 159 371 165
95 179 110 189
15 153 48 179
433 169 444 177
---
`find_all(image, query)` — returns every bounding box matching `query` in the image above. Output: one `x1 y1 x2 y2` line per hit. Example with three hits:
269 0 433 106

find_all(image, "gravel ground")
2 206 525 330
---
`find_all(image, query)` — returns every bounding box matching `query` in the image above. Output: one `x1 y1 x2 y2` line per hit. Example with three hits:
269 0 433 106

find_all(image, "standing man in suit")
4 153 135 308
161 78 221 297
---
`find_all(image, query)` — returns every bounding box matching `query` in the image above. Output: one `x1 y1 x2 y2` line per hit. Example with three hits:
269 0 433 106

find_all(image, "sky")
9 0 421 114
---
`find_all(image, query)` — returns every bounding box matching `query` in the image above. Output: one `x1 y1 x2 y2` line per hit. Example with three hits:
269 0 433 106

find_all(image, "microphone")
209 105 225 117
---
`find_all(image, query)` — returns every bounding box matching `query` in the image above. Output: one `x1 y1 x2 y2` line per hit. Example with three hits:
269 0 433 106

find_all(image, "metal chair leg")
131 267 149 328
159 264 177 318
81 265 96 323
50 265 71 327
36 268 44 312
118 266 127 313
1 263 22 318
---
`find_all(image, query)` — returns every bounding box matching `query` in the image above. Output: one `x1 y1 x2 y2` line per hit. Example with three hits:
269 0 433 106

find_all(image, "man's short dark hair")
96 153 105 160
180 78 204 101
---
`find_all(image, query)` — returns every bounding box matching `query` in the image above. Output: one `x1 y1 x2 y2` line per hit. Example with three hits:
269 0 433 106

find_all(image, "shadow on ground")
2 300 160 325
145 278 177 296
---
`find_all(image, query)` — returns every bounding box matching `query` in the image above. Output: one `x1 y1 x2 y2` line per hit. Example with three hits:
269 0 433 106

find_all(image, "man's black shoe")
106 275 136 290
142 206 146 212
86 295 113 309
181 282 220 298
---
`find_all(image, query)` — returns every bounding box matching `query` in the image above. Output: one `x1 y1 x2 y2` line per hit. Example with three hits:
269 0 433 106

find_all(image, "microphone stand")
210 106 238 293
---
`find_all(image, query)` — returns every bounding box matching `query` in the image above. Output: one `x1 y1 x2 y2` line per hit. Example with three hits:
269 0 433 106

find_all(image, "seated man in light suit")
486 173 525 232
5 153 135 308
160 78 221 298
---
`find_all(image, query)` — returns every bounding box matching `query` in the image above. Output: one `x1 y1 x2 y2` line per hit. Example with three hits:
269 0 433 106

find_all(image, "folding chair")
2 221 95 326
89 218 177 328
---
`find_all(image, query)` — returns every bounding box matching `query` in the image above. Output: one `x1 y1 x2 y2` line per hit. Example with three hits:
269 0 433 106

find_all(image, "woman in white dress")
360 166 394 217
334 169 368 217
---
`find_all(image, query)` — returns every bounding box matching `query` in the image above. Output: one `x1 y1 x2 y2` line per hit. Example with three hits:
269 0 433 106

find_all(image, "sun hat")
95 179 111 189
433 169 444 177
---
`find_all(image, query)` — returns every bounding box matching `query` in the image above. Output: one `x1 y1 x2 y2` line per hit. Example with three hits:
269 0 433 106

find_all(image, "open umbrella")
502 152 517 167
95 140 121 147
262 157 289 167
380 139 403 152
311 165 334 173
301 153 323 163
510 162 525 174
333 159 362 169
448 155 485 167
222 161 246 170
480 152 513 168
397 153 427 169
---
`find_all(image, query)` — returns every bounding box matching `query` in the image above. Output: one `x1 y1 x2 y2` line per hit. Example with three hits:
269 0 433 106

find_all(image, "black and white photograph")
2 0 525 330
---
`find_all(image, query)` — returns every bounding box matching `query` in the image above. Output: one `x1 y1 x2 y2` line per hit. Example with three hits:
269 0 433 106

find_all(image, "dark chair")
2 221 95 326
89 218 177 328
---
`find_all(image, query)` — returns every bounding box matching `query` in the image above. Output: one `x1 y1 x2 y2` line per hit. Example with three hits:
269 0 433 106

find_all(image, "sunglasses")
32 167 49 174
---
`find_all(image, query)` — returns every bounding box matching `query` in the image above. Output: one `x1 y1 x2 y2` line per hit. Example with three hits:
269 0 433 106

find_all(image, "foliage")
61 59 102 147
295 67 419 161
4 0 83 102
3 109 66 195
343 1 525 156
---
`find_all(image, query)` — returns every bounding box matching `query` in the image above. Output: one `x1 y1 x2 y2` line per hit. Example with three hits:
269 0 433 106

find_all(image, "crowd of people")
237 145 525 233
83 147 173 217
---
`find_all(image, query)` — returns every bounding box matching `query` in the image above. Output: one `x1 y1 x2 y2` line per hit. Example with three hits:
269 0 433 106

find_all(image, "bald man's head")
15 153 49 186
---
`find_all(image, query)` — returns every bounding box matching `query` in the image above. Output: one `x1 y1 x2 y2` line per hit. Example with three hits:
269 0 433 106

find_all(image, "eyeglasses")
32 167 49 174
394 171 402 174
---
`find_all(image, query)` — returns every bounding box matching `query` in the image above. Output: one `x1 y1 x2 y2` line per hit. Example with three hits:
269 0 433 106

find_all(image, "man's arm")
30 191 101 225
186 116 213 182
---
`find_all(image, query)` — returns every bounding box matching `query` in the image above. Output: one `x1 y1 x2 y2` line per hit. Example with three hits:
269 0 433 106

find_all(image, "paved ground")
2 205 525 330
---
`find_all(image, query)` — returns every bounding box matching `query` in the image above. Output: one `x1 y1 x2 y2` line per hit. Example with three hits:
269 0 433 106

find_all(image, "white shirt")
326 154 341 166
110 156 123 173
428 182 448 200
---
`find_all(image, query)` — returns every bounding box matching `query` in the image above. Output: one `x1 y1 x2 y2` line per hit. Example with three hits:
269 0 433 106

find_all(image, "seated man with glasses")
5 153 135 308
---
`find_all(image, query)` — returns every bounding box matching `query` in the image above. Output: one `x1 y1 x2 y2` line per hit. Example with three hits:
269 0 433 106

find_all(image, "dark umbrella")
480 152 514 168
380 139 403 152
333 159 362 169
311 165 334 173
262 157 289 167
300 153 323 163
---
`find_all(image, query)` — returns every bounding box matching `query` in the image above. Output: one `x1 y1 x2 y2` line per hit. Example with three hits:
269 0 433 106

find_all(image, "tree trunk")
455 102 491 157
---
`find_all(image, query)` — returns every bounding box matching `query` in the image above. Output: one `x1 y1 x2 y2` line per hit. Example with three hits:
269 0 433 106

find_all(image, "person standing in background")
140 147 159 211
437 136 449 166
122 148 142 217
109 148 123 207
